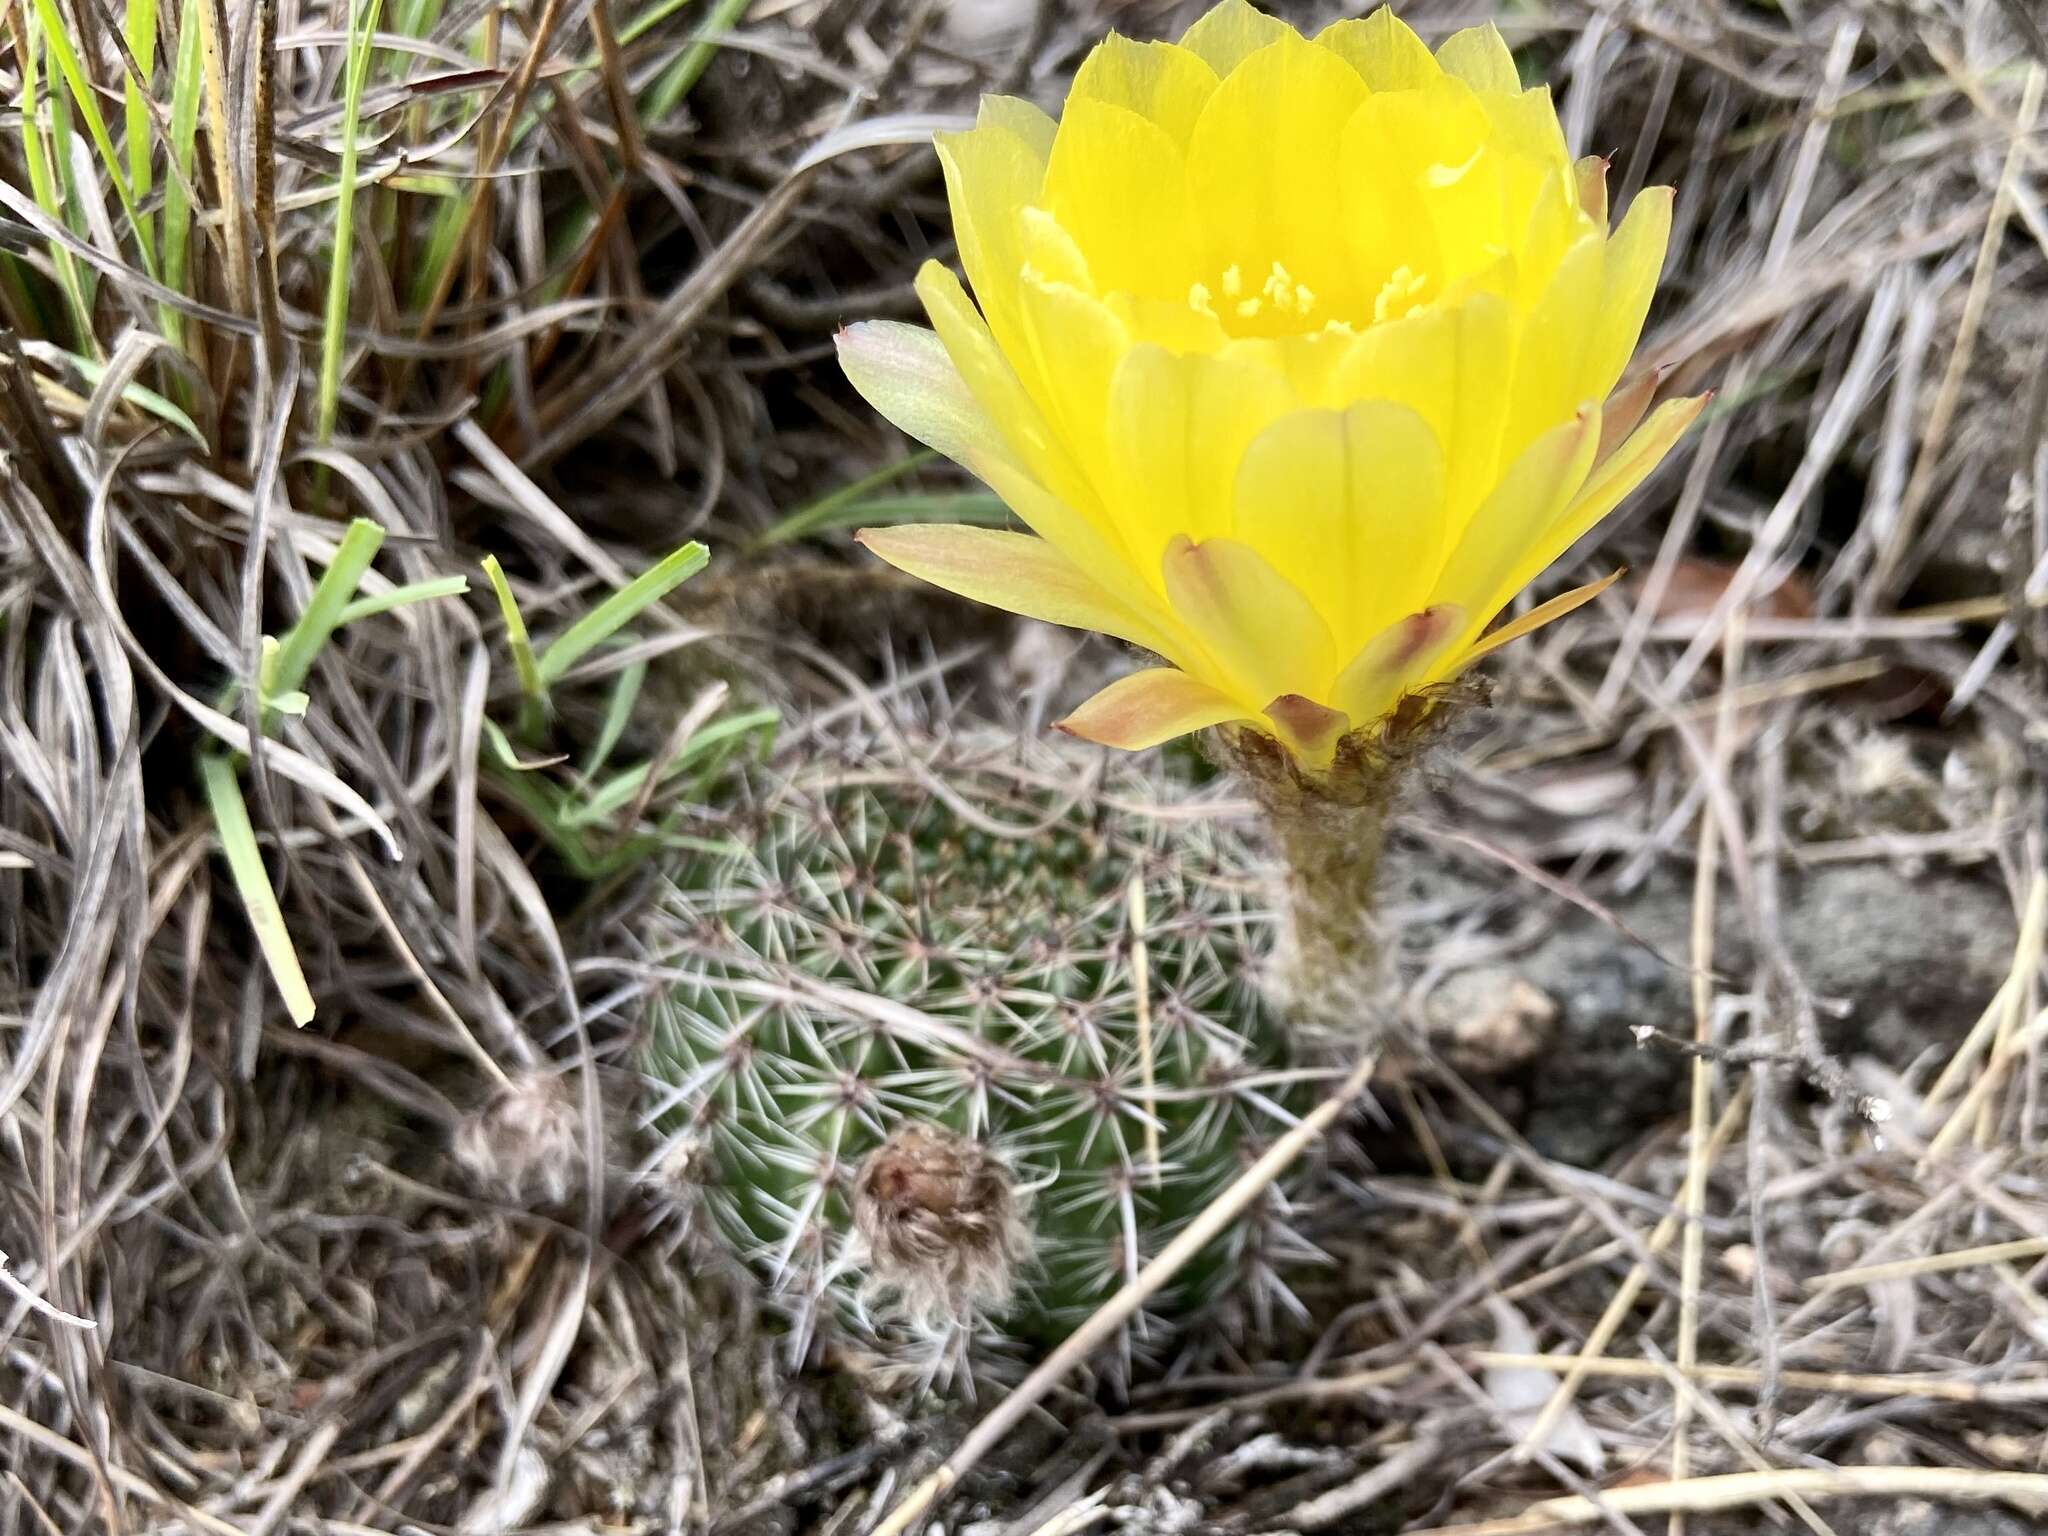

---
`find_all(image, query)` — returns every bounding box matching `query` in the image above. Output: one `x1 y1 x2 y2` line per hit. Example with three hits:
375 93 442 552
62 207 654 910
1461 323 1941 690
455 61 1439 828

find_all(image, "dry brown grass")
3 0 2047 1530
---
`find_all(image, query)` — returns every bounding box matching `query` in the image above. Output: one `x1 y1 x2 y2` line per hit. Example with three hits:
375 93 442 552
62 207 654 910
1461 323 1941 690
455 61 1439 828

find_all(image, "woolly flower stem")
1263 784 1394 1032
1216 699 1473 1035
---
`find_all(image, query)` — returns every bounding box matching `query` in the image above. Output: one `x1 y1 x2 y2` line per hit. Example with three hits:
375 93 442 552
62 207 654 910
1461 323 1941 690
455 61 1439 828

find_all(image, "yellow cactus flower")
839 0 1704 769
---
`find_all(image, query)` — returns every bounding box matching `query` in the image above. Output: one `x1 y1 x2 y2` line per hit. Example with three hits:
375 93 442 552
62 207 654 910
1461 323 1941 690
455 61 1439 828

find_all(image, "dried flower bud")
451 1073 588 1208
851 1124 1030 1326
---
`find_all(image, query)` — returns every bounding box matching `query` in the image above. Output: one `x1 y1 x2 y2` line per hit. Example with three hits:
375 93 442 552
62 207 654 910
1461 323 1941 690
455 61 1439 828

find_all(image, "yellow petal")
1067 31 1219 146
1058 667 1251 750
1330 293 1514 531
978 94 1056 158
1435 22 1518 93
1332 605 1464 724
1457 567 1623 665
1420 149 1512 293
1176 0 1290 77
939 94 1058 327
1340 79 1489 297
1042 99 1198 302
1503 232 1605 467
1480 97 1584 289
915 261 1079 505
1503 162 1594 313
855 525 1176 656
1105 292 1230 353
1556 394 1705 534
1189 26 1372 319
932 116 1040 287
1430 406 1601 633
1584 186 1673 403
933 99 1052 358
1595 366 1663 465
1108 344 1295 552
1014 273 1132 507
835 321 1009 477
1215 330 1354 408
1477 85 1571 178
1230 401 1446 649
1161 534 1337 707
1330 309 1452 438
1262 694 1351 768
974 452 1192 635
1453 395 1701 650
915 262 1160 612
1316 7 1439 91
1017 205 1092 289
1575 153 1610 225
1507 394 1706 596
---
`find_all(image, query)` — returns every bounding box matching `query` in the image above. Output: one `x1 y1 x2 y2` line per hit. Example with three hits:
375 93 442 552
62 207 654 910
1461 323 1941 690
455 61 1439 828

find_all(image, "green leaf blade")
200 753 316 1026
536 540 708 686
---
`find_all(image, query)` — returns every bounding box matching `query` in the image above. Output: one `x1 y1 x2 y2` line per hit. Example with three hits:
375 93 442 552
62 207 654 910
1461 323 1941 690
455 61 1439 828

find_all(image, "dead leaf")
1633 557 1816 633
1483 1300 1606 1474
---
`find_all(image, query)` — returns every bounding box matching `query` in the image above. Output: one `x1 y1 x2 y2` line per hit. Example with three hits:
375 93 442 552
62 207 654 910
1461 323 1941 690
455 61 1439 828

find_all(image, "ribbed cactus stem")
644 749 1308 1382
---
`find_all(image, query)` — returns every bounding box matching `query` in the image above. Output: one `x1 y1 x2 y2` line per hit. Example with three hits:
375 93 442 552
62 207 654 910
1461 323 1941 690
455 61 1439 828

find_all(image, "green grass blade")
334 575 469 627
49 63 101 323
123 0 159 259
409 190 470 311
834 490 1011 526
391 0 447 50
480 716 562 772
316 0 388 441
0 255 47 335
536 540 708 686
21 340 209 447
11 10 95 346
617 0 699 47
31 0 160 281
483 765 607 877
563 706 777 827
504 0 707 151
580 660 646 778
748 452 935 553
481 555 545 717
268 518 386 702
160 0 204 352
643 0 752 122
200 752 316 1025
508 0 693 150
536 203 599 301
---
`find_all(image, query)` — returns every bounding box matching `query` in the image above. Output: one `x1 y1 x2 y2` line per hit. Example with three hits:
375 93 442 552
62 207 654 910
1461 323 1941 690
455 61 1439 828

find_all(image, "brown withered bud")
851 1124 1030 1326
451 1072 589 1209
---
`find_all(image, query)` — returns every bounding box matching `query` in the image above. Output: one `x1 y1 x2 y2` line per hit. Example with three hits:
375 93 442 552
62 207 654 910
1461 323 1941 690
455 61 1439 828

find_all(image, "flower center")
1181 257 1438 341
1187 259 1324 336
1372 265 1432 324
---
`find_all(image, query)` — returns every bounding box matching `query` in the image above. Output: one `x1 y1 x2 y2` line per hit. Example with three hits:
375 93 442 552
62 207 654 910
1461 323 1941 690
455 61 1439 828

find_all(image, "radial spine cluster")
645 751 1311 1376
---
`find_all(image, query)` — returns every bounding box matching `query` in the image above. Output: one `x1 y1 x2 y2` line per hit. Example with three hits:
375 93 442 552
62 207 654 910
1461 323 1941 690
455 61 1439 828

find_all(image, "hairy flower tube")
839 0 1704 772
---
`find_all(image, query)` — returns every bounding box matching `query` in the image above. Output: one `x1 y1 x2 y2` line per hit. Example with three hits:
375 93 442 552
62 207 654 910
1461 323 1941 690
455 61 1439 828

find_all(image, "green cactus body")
647 751 1309 1371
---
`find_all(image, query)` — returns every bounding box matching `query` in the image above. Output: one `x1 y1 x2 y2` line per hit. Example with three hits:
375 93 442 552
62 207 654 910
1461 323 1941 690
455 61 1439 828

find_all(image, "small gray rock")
1426 861 2013 1167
